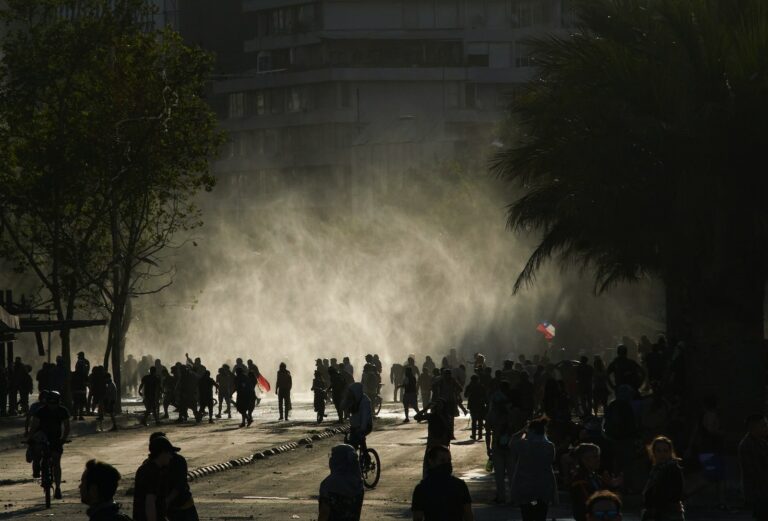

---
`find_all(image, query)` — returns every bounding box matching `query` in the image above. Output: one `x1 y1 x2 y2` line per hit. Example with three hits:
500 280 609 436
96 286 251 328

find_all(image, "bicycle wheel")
362 448 381 489
374 397 382 417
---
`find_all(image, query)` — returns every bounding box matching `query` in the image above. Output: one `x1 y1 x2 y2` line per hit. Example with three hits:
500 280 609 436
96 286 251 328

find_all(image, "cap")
149 436 180 456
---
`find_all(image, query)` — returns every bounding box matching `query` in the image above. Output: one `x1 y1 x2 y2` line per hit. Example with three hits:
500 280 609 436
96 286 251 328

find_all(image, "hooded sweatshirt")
344 383 372 435
319 444 364 521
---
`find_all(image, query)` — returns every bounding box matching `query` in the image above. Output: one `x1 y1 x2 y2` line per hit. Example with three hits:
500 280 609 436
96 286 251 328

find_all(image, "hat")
149 436 180 456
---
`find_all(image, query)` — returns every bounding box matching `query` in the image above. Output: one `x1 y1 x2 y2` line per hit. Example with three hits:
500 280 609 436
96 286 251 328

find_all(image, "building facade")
208 0 571 209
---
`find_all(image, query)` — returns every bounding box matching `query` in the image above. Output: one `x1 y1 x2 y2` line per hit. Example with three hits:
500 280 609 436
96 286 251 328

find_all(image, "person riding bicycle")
29 390 70 499
342 383 373 454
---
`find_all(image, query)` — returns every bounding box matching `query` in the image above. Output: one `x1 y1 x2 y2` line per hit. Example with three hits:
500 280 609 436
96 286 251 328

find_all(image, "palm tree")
493 0 768 423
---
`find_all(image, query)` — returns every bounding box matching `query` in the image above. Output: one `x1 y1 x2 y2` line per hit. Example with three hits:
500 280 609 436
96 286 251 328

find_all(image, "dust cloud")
120 165 663 384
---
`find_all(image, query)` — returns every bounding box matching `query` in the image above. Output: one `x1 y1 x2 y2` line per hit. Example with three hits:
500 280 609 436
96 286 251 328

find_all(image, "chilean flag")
536 321 556 340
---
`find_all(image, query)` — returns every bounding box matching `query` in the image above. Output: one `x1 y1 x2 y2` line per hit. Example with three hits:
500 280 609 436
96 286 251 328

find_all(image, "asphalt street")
0 397 754 520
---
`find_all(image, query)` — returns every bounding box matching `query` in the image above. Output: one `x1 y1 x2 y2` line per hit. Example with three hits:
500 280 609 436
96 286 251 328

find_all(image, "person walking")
401 367 419 423
276 362 293 421
196 370 218 424
318 444 364 521
79 459 132 521
739 414 768 521
234 367 254 427
133 436 176 521
411 446 474 521
641 436 685 521
329 367 348 422
102 373 118 432
163 434 199 521
215 365 234 419
510 417 558 521
139 367 160 426
464 374 488 441
418 365 433 410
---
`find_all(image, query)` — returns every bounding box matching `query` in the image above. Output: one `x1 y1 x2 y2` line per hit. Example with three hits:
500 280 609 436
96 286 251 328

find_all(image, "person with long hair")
641 436 685 521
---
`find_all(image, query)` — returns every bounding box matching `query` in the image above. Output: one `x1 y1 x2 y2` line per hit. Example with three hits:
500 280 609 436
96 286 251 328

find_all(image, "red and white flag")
536 321 556 340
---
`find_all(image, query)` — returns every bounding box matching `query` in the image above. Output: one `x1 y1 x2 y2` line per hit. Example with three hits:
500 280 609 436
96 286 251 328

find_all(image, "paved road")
0 397 753 520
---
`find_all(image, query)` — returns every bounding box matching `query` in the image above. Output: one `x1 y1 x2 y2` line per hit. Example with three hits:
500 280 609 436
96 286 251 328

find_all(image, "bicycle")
345 433 380 489
371 385 383 417
26 437 67 508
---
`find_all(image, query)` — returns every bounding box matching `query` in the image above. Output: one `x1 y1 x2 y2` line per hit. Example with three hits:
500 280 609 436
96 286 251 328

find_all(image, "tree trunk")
667 256 766 430
59 326 72 409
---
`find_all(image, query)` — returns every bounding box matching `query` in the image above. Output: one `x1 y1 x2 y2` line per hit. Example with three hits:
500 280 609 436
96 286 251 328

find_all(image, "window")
257 51 272 73
254 91 266 115
228 93 245 119
512 1 543 27
466 42 489 67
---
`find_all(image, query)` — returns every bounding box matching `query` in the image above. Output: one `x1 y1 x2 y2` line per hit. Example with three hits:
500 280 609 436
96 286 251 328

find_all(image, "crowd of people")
5 336 768 521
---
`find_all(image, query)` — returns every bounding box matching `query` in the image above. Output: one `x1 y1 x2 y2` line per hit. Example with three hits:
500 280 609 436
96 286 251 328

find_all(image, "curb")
186 426 349 482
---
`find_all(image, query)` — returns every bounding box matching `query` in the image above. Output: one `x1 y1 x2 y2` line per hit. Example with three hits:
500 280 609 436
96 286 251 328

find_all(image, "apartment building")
209 0 570 208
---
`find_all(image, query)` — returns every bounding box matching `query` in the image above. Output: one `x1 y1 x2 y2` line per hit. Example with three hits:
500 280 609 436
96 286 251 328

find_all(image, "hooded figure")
343 383 373 442
318 444 364 521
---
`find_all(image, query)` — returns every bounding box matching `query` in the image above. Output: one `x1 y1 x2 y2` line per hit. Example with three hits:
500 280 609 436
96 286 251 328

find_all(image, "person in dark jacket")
329 367 348 422
165 437 198 521
464 375 488 441
642 436 684 521
318 444 364 521
79 459 132 521
196 370 218 424
400 367 419 423
411 445 474 521
276 362 293 421
234 367 254 427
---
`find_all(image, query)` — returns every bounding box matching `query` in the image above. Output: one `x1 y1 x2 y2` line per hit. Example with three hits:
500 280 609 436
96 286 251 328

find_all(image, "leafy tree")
0 0 223 406
494 0 768 421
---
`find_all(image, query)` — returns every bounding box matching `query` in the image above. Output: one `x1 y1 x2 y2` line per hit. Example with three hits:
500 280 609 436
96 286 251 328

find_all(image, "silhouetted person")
133 436 175 521
418 365 433 410
215 365 234 419
606 344 645 392
464 374 488 441
102 373 118 432
276 362 292 421
411 445 474 521
329 366 348 422
510 417 557 521
641 436 684 521
197 370 218 424
318 444 364 521
234 367 254 427
390 363 405 401
401 367 419 423
79 459 132 521
139 367 160 426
